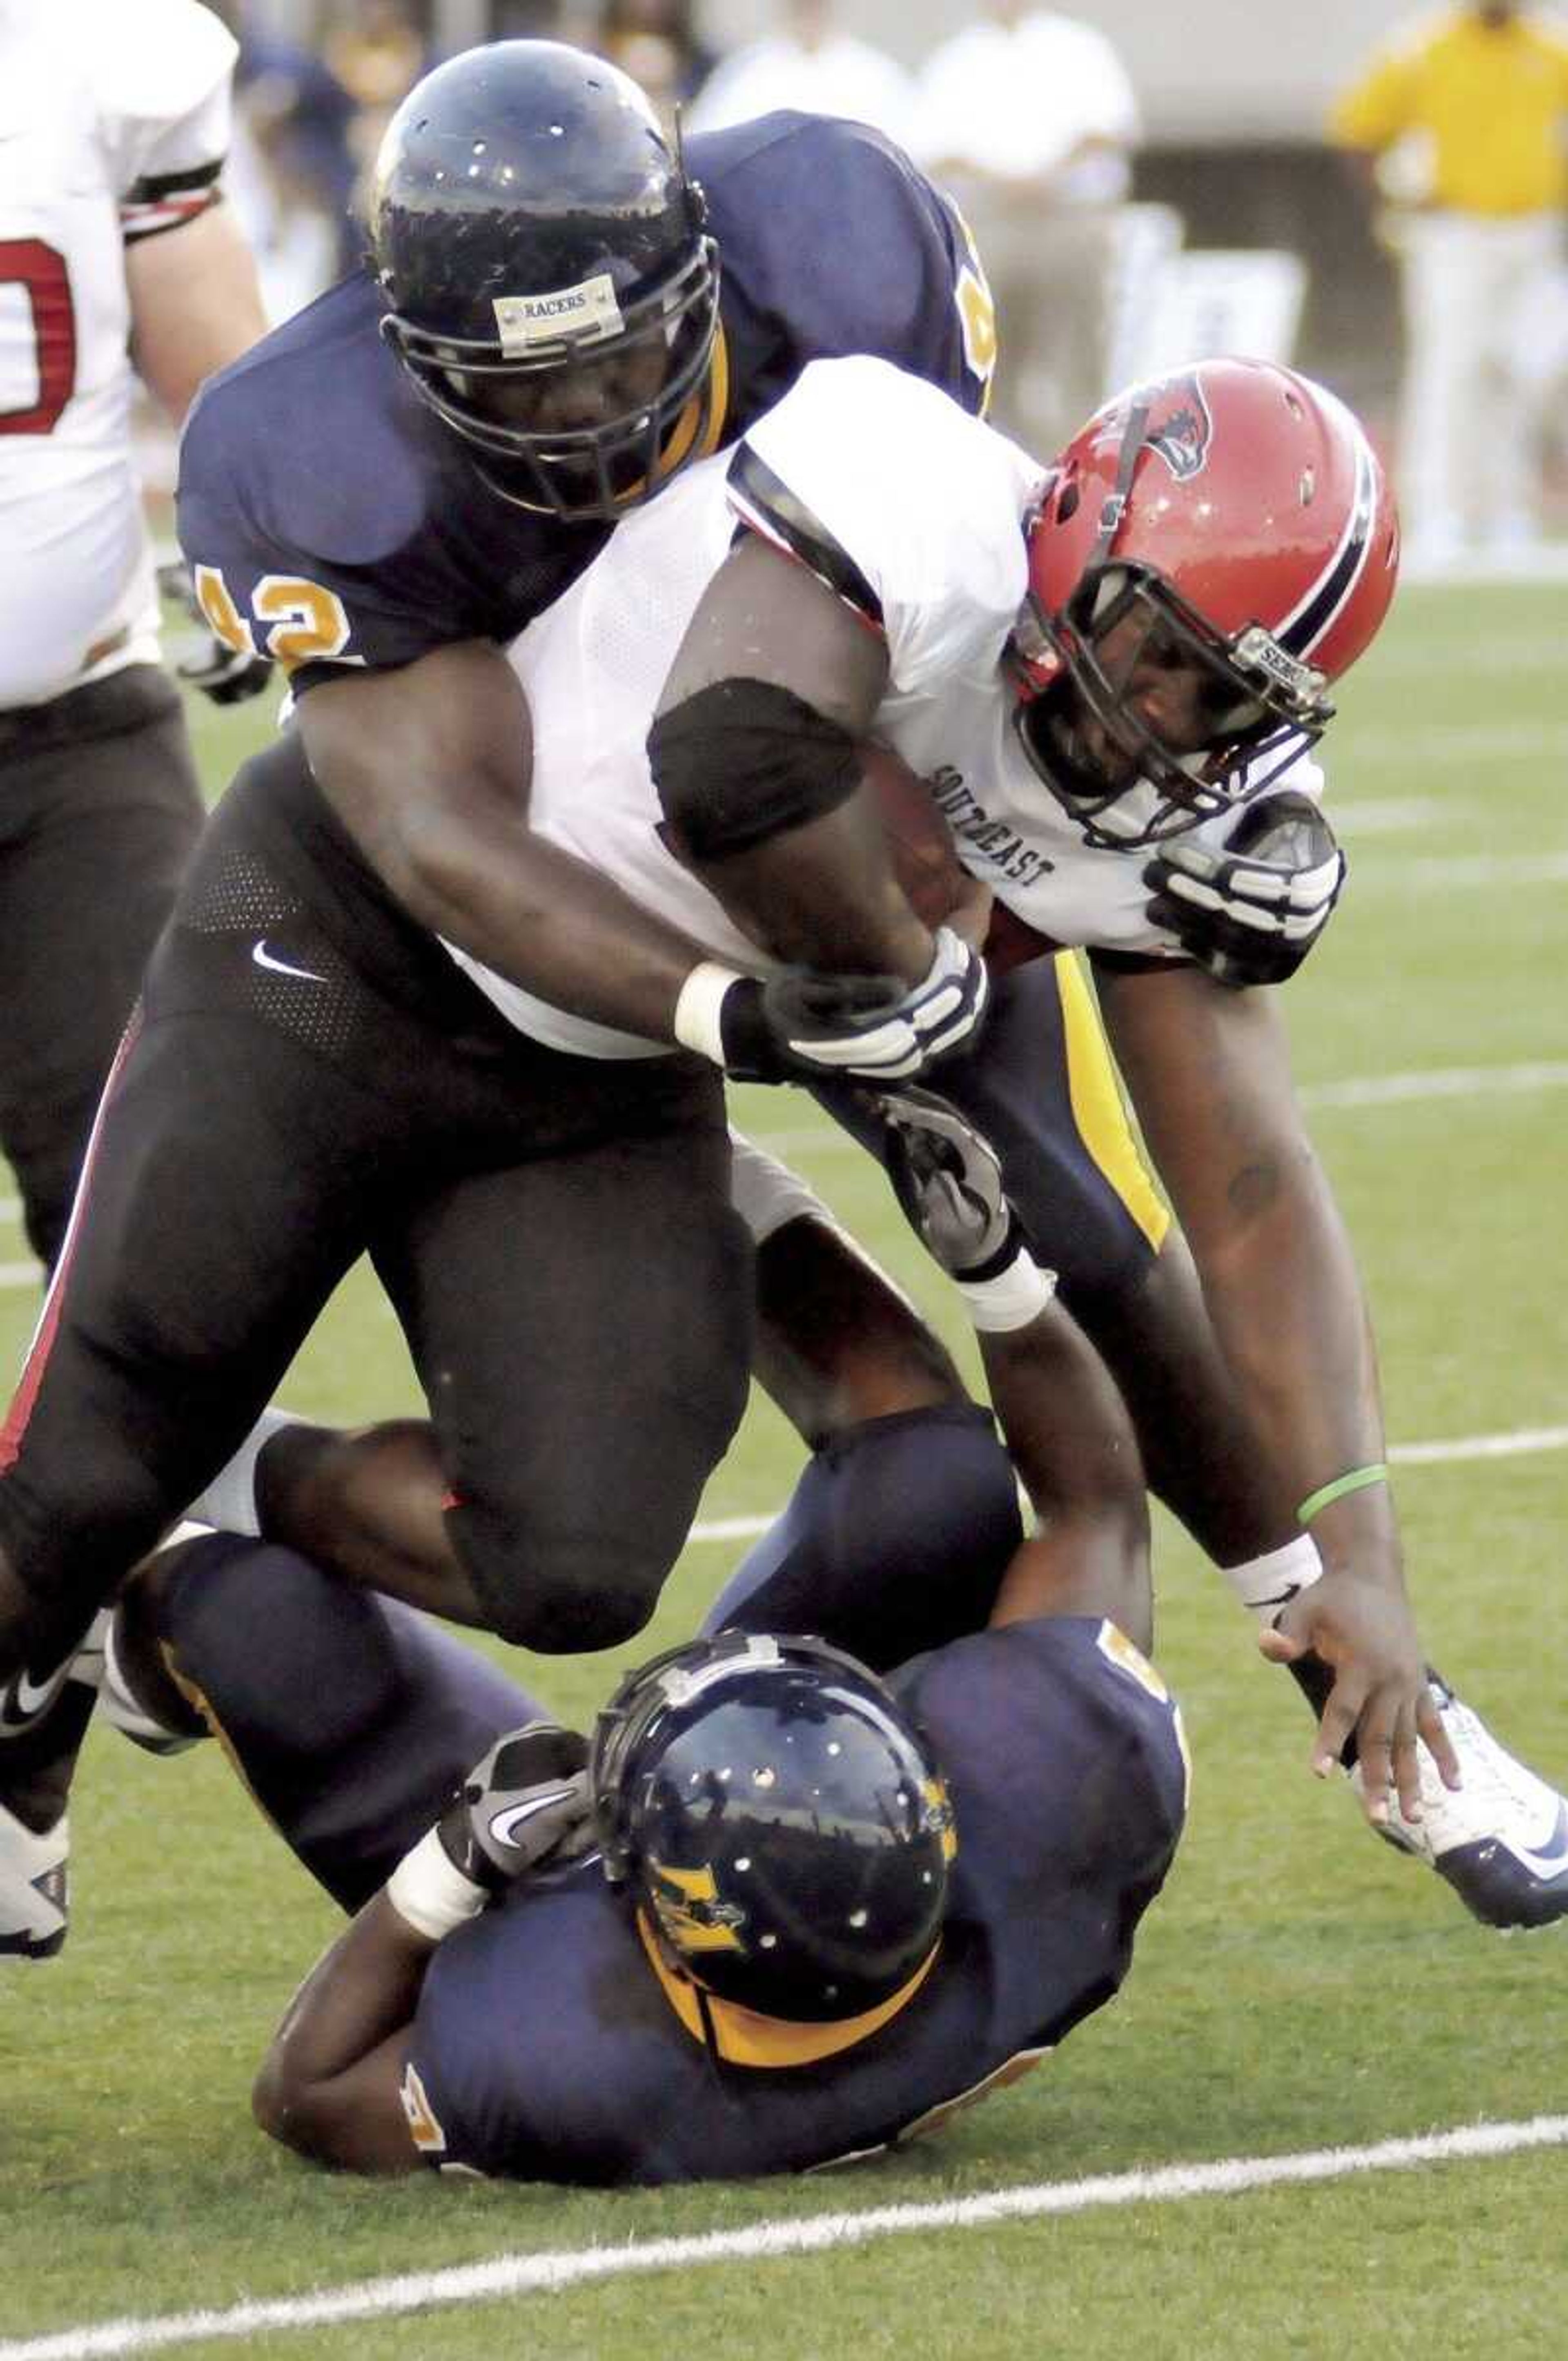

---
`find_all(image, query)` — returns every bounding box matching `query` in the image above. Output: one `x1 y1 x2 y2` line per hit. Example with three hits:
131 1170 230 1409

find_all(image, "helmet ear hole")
1055 481 1080 524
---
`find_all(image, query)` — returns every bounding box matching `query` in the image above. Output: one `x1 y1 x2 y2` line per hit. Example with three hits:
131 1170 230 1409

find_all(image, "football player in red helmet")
1008 360 1398 851
636 347 1565 1923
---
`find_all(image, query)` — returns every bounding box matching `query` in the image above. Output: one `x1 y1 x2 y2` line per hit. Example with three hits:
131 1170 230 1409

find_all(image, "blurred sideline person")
684 1 919 150
914 0 1140 454
1330 0 1568 565
473 346 1558 1925
83 1111 1186 2181
595 0 720 130
0 39 1007 1926
0 0 267 1274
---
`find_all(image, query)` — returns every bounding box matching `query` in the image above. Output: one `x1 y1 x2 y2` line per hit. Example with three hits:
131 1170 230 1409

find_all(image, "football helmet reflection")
1008 358 1399 847
370 41 720 520
592 1630 954 2023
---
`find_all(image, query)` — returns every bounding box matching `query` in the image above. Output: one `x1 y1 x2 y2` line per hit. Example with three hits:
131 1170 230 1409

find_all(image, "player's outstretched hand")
1259 1577 1461 1826
437 1722 594 1894
1145 793 1346 988
719 927 990 1085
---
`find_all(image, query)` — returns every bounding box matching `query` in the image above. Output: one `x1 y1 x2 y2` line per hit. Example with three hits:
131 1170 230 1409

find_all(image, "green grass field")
1 580 1565 2358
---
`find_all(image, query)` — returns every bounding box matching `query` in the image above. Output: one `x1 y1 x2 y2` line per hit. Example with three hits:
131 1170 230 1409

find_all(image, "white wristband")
385 1825 488 1942
673 961 745 1065
959 1252 1058 1334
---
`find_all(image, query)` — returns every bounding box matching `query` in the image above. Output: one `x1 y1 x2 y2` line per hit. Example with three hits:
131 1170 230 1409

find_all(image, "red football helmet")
1007 357 1399 847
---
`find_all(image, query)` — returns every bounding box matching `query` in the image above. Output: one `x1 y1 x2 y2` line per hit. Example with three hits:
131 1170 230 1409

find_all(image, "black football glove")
719 927 990 1084
873 1086 1027 1283
435 1722 594 1895
1144 792 1347 988
156 559 276 708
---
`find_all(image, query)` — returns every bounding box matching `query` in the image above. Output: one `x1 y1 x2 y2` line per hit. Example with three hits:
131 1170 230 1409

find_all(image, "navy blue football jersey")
405 1616 1187 2184
176 114 995 696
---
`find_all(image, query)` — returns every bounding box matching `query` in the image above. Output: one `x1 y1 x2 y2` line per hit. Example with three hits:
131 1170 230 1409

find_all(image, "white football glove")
1145 793 1346 987
681 927 991 1085
873 1087 1057 1332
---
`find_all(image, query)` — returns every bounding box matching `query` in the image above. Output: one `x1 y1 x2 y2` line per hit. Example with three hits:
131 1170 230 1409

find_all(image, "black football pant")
0 738 753 1669
0 666 205 1268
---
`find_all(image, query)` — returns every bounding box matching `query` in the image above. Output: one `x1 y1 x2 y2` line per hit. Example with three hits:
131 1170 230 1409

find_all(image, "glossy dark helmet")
369 40 721 520
591 1630 956 2023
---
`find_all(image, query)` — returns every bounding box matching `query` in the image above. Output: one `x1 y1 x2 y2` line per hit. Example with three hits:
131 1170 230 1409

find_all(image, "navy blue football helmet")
369 41 720 520
591 1630 956 2023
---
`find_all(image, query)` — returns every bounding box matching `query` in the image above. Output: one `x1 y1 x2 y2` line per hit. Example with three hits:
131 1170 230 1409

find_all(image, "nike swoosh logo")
0 1660 72 1729
1252 1581 1303 1612
252 940 326 984
489 1788 578 1848
1517 1798 1568 1879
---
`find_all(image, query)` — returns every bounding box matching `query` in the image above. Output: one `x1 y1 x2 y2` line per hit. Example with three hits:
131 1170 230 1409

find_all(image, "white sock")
100 1613 196 1748
183 1406 300 1537
1222 1533 1323 1624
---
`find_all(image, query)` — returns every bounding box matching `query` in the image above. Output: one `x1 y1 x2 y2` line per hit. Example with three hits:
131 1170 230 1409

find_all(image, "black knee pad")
648 679 860 859
703 1403 1023 1671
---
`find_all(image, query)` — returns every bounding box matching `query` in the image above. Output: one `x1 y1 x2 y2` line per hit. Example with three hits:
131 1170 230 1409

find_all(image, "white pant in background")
1394 208 1564 554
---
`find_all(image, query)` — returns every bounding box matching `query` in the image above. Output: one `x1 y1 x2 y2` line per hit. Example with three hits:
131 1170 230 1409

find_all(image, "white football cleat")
0 1611 108 1960
1355 1680 1568 1930
0 1799 69 1959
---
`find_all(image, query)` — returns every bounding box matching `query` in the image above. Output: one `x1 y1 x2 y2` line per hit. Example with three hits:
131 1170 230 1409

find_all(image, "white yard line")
1298 1061 1568 1110
1350 849 1568 887
691 1421 1568 1544
739 1056 1568 1167
1335 719 1568 766
4 2115 1565 2360
1335 798 1443 834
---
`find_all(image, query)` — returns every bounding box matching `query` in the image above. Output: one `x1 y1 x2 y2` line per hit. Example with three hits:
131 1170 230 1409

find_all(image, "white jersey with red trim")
0 0 235 707
480 355 1322 1058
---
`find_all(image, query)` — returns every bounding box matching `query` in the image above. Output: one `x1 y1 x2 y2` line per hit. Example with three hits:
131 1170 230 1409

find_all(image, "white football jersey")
477 356 1323 1057
0 0 236 708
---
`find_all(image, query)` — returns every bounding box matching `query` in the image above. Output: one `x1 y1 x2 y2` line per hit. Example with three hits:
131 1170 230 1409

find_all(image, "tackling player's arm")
1093 958 1459 1815
299 641 726 1045
301 644 960 1081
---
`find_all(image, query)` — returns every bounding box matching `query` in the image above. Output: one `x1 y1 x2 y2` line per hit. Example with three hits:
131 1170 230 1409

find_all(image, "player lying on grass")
74 1101 1186 2181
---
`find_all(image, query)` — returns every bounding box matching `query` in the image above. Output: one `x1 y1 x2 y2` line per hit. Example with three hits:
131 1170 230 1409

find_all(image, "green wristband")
1296 1463 1388 1526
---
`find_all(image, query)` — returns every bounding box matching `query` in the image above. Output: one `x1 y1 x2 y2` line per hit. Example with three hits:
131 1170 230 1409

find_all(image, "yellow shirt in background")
1331 10 1568 214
